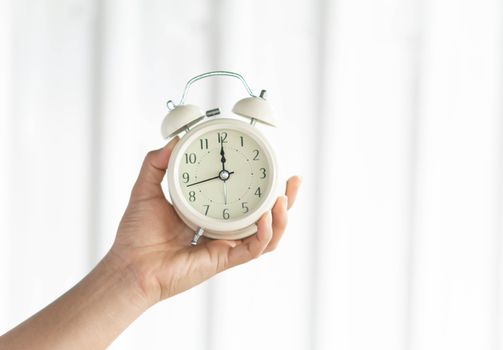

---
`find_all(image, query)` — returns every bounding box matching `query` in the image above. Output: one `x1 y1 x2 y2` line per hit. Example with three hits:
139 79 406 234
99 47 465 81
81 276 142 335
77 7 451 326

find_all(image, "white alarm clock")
160 71 279 245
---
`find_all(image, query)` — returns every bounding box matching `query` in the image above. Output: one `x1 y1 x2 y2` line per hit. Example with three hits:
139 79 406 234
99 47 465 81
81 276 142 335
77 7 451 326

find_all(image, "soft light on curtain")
1 0 502 349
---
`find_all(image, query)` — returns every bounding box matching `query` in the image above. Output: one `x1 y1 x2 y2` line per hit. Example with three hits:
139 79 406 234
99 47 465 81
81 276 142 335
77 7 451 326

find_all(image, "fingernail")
165 136 179 149
281 195 288 207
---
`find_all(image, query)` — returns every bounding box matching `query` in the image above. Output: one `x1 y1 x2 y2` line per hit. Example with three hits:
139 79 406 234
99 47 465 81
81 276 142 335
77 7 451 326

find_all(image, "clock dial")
178 128 271 221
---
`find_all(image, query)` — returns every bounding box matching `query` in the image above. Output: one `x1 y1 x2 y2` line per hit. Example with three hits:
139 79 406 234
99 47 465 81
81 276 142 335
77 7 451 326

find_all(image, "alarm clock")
160 71 279 245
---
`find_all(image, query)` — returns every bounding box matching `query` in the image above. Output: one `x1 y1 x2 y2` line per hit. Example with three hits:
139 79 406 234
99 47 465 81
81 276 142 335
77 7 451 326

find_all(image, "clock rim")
167 118 279 236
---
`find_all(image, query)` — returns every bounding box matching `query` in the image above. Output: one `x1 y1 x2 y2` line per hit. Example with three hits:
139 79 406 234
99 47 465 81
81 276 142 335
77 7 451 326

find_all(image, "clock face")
177 127 272 222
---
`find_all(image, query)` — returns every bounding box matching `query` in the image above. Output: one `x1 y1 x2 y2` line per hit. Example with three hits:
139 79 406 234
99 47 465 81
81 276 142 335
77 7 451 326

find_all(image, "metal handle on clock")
178 71 256 105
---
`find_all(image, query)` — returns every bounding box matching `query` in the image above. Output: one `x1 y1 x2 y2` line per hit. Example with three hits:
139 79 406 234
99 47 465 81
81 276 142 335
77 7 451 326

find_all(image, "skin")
0 137 301 350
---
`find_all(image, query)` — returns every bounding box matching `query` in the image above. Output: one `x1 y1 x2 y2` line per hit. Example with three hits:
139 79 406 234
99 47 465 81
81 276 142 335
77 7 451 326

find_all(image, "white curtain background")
1 0 502 349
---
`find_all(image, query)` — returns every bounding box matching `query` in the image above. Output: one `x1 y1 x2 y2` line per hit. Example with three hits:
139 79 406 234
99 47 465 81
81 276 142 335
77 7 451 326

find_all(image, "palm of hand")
111 138 300 304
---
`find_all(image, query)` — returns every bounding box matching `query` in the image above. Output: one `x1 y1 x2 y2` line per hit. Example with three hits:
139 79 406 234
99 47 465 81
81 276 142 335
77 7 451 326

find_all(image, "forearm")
0 252 150 350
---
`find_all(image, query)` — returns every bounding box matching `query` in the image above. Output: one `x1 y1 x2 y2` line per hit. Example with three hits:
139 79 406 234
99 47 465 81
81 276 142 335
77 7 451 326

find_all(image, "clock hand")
220 139 226 171
186 171 235 187
223 181 228 205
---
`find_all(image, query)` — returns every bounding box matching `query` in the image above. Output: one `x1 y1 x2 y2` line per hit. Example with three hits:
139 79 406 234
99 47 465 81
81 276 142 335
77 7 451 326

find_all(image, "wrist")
101 249 158 310
105 245 162 307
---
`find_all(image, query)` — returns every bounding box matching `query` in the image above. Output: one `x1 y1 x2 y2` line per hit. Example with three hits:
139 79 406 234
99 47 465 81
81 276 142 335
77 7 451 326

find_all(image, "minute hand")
187 172 235 187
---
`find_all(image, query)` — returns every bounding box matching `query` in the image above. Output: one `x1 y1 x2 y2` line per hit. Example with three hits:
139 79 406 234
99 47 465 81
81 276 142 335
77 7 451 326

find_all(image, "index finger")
285 176 302 209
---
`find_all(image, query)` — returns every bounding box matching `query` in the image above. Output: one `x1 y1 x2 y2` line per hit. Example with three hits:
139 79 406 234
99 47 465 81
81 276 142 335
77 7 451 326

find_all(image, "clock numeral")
203 205 210 216
240 136 244 147
182 172 190 183
217 132 228 143
252 149 260 160
189 191 196 202
241 202 249 213
200 138 209 149
259 168 266 179
223 208 230 220
185 153 197 164
255 187 262 198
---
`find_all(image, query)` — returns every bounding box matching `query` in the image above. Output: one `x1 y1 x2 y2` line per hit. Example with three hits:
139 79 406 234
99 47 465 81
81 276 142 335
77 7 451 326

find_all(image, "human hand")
109 138 301 306
0 138 300 350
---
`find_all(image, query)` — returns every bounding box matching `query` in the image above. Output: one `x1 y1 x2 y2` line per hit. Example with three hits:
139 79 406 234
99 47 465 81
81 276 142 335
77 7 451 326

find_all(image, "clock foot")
191 227 204 246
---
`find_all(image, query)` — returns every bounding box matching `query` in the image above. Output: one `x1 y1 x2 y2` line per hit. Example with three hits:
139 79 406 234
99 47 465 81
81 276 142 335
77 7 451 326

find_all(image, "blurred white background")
1 0 503 349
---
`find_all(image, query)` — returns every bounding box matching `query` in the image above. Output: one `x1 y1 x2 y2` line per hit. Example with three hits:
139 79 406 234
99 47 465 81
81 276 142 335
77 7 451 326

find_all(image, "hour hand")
220 140 226 171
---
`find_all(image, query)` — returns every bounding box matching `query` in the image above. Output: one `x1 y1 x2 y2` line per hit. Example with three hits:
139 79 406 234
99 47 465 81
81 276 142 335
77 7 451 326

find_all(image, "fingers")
199 175 302 274
264 196 288 253
131 137 179 200
212 176 302 268
262 177 302 252
225 212 274 268
285 176 302 209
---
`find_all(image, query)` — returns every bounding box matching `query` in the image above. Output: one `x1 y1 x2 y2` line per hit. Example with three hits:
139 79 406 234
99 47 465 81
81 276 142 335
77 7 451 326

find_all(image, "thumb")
131 137 179 200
